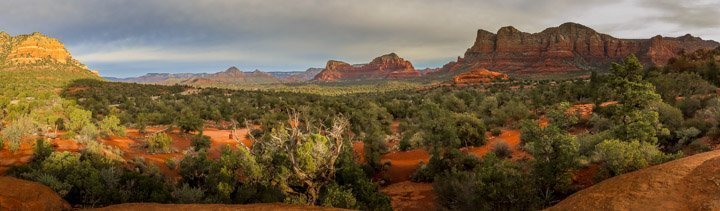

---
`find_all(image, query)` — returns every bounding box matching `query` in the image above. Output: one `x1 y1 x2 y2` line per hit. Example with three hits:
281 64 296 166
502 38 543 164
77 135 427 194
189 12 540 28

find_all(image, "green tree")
99 115 125 137
523 121 579 205
146 132 173 154
546 102 579 129
66 107 92 132
177 109 203 133
454 113 487 147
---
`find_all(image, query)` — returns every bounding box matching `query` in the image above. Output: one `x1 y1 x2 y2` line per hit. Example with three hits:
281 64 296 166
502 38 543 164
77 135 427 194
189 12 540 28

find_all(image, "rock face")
451 22 720 74
0 176 71 211
0 31 97 75
549 150 720 210
314 53 420 81
452 67 508 84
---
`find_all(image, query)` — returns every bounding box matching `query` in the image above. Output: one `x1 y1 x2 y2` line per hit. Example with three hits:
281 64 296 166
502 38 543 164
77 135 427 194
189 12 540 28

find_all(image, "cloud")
1 0 717 77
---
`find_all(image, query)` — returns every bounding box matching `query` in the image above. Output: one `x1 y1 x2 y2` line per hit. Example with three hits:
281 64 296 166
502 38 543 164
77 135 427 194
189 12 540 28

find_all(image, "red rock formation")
314 53 420 81
451 22 720 74
452 67 508 84
0 177 71 211
0 31 97 74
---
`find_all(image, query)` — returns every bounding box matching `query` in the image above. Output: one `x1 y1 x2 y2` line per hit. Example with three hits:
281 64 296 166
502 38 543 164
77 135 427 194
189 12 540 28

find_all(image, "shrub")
2 116 37 151
491 128 502 136
492 140 511 159
99 115 126 137
319 183 358 209
191 134 211 151
166 157 178 170
33 138 54 163
146 132 173 154
173 183 205 203
593 139 678 176
434 153 539 210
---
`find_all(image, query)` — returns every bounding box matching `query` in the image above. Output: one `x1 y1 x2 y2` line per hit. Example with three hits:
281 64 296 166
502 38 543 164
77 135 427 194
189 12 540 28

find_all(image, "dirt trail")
549 150 720 210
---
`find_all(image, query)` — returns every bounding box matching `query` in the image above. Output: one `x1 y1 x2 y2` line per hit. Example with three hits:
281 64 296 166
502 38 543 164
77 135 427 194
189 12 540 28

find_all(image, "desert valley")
2 1 720 211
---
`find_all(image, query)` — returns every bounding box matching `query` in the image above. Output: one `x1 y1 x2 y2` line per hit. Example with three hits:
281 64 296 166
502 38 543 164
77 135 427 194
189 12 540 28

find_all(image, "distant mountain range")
106 67 323 84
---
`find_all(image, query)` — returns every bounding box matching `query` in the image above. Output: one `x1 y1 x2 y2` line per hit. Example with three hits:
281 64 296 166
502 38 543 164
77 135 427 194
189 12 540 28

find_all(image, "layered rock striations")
0 31 97 75
314 53 420 81
453 22 719 74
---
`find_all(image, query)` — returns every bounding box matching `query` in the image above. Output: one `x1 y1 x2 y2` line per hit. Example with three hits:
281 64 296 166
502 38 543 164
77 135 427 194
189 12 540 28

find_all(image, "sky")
1 0 719 77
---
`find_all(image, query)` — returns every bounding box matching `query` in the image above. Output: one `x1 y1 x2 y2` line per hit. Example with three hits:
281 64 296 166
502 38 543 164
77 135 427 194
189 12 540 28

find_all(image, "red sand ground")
0 137 84 175
377 128 524 211
0 127 251 178
380 181 435 211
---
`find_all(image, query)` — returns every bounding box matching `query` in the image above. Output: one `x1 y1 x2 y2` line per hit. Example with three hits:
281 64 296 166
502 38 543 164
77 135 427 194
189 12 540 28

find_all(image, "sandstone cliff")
0 31 97 75
450 22 719 74
314 53 420 81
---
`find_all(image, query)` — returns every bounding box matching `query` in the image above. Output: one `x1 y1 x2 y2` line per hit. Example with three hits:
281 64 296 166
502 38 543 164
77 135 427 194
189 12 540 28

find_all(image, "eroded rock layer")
450 22 719 74
314 53 419 81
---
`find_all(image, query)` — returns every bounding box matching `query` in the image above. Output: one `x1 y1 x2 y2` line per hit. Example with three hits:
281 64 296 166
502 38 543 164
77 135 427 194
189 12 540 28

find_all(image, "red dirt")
0 137 85 175
380 149 430 183
352 141 365 164
381 181 436 211
462 129 527 161
571 164 600 189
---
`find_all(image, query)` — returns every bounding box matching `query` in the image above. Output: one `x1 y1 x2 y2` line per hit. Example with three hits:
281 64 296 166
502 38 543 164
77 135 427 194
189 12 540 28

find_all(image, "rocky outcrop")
0 176 71 211
452 67 508 84
0 31 97 75
451 22 720 74
549 150 720 210
314 53 420 81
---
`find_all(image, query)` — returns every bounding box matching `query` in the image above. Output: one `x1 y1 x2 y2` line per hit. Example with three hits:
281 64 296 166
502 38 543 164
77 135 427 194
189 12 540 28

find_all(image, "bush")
434 153 539 210
491 128 502 136
593 139 678 176
33 138 54 163
577 131 614 156
146 132 173 154
2 116 37 151
173 183 205 203
492 140 512 159
99 115 126 137
166 157 178 170
191 134 211 151
319 183 358 209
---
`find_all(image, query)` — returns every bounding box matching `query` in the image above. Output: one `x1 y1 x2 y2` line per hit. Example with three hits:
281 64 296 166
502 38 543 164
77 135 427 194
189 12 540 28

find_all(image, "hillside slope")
549 150 720 210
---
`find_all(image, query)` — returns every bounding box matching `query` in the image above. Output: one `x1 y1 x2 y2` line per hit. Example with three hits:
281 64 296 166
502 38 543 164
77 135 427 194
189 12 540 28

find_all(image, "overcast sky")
1 0 718 77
